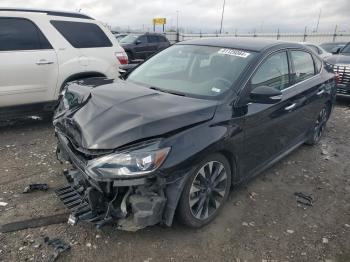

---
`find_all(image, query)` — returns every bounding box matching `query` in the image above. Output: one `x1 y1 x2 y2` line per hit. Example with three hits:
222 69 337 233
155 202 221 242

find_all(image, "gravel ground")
0 99 349 262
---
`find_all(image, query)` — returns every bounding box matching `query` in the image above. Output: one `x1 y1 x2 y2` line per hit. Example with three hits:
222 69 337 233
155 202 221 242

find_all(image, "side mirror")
331 47 341 54
249 86 282 104
135 40 142 45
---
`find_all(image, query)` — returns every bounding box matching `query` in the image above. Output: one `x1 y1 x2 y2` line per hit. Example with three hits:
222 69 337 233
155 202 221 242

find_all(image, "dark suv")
119 33 170 61
325 42 350 95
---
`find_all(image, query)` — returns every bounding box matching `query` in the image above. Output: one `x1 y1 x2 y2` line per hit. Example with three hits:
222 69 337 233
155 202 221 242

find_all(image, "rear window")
291 51 315 83
51 21 112 48
148 35 159 43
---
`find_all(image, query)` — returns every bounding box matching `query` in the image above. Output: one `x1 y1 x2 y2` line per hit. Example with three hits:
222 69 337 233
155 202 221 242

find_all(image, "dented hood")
54 78 218 150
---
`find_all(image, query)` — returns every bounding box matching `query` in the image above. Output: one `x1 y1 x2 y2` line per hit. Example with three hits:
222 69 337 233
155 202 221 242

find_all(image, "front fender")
160 114 244 226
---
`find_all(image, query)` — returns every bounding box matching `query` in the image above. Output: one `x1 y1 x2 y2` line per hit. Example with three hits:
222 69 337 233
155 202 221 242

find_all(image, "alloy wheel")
188 161 228 220
313 107 328 142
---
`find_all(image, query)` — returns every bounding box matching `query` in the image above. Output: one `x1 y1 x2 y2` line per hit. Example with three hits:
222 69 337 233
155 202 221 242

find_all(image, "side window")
138 35 148 44
0 18 52 51
290 51 315 83
51 21 112 48
148 35 159 43
251 52 290 91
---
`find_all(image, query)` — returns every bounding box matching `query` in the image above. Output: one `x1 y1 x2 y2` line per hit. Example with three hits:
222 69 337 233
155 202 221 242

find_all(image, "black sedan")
53 38 336 231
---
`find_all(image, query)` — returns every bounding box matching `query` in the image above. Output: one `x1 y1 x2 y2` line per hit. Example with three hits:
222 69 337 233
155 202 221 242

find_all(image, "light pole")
176 10 179 33
219 0 226 34
315 9 321 32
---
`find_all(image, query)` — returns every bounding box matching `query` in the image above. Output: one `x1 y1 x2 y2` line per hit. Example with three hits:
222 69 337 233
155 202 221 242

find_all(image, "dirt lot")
0 99 349 262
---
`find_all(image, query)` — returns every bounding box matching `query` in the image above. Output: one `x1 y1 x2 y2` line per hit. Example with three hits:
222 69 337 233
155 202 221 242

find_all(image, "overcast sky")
1 0 350 33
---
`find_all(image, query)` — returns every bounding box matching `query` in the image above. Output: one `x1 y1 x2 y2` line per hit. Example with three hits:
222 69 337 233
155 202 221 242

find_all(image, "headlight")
86 142 170 179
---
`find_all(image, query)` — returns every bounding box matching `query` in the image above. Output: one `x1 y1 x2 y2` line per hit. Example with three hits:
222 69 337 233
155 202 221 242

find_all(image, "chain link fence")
164 31 350 44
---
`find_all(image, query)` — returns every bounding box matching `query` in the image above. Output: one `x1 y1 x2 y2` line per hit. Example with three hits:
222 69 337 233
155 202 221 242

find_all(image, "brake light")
115 52 128 65
335 73 340 85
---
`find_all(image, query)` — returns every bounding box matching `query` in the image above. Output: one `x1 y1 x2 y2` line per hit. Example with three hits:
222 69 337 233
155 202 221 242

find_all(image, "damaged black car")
53 38 336 231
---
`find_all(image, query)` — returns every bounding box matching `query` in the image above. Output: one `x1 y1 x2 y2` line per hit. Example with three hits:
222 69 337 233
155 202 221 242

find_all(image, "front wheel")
177 154 231 228
305 104 331 145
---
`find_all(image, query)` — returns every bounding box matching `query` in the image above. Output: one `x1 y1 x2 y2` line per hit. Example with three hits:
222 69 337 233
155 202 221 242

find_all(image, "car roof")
0 8 93 19
178 37 303 52
298 42 318 45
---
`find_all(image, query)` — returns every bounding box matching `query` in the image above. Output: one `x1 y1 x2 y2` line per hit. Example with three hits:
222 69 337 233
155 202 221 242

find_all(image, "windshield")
120 35 138 44
341 43 350 53
127 45 257 99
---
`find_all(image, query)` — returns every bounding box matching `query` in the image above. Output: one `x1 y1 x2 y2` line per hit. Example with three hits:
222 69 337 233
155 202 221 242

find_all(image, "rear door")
0 17 58 107
241 51 304 176
147 35 159 55
288 50 328 135
50 20 119 80
158 35 170 50
134 35 150 59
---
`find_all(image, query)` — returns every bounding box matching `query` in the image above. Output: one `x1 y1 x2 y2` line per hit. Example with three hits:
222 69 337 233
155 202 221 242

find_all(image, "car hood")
54 78 218 150
326 53 350 65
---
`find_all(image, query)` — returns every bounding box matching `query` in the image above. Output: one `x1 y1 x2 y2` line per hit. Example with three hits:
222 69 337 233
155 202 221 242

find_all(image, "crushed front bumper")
55 133 167 231
55 169 167 231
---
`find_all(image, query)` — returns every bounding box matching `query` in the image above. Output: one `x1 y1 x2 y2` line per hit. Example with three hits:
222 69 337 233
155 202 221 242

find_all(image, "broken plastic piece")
67 214 78 226
294 192 313 206
44 236 71 262
23 183 49 193
0 213 69 233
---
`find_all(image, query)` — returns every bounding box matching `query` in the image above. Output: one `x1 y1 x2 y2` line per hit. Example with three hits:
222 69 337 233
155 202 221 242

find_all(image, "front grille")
337 86 350 95
332 64 350 86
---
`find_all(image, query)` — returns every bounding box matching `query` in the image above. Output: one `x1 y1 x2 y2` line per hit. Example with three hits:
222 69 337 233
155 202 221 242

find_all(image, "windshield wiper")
149 87 186 97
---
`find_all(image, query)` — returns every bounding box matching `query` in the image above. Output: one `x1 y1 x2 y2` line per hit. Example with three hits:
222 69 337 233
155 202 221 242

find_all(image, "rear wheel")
305 104 331 145
177 154 231 228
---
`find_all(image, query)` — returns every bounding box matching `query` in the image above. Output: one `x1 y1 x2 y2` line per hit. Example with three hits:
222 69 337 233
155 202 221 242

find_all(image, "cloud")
1 0 350 32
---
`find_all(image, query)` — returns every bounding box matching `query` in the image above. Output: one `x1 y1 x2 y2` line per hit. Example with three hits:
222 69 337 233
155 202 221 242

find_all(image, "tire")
305 103 331 145
177 153 232 228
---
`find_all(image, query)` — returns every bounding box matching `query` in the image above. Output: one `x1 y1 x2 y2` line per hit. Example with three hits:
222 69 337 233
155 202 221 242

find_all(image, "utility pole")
219 0 226 34
315 9 321 32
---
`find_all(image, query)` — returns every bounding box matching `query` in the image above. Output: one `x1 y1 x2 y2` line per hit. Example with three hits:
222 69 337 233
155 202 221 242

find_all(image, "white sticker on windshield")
211 87 221 93
218 48 250 58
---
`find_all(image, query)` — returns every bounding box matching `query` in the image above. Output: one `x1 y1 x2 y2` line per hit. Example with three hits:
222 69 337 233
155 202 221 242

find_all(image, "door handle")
36 59 54 65
316 89 325 96
284 103 296 111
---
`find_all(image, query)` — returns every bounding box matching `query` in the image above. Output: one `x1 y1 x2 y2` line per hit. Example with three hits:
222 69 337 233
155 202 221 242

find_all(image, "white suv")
0 8 128 119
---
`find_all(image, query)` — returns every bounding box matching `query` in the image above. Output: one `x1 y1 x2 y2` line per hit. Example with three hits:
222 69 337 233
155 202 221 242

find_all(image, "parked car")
54 38 336 231
0 8 127 119
320 42 348 53
325 42 350 95
299 42 331 59
119 33 170 61
113 33 128 42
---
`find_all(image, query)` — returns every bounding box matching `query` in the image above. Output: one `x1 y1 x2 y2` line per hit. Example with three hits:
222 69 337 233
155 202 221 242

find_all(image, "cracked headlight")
86 142 170 179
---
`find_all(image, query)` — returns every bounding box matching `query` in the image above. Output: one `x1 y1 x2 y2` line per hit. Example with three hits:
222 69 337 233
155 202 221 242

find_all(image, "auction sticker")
218 48 250 58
